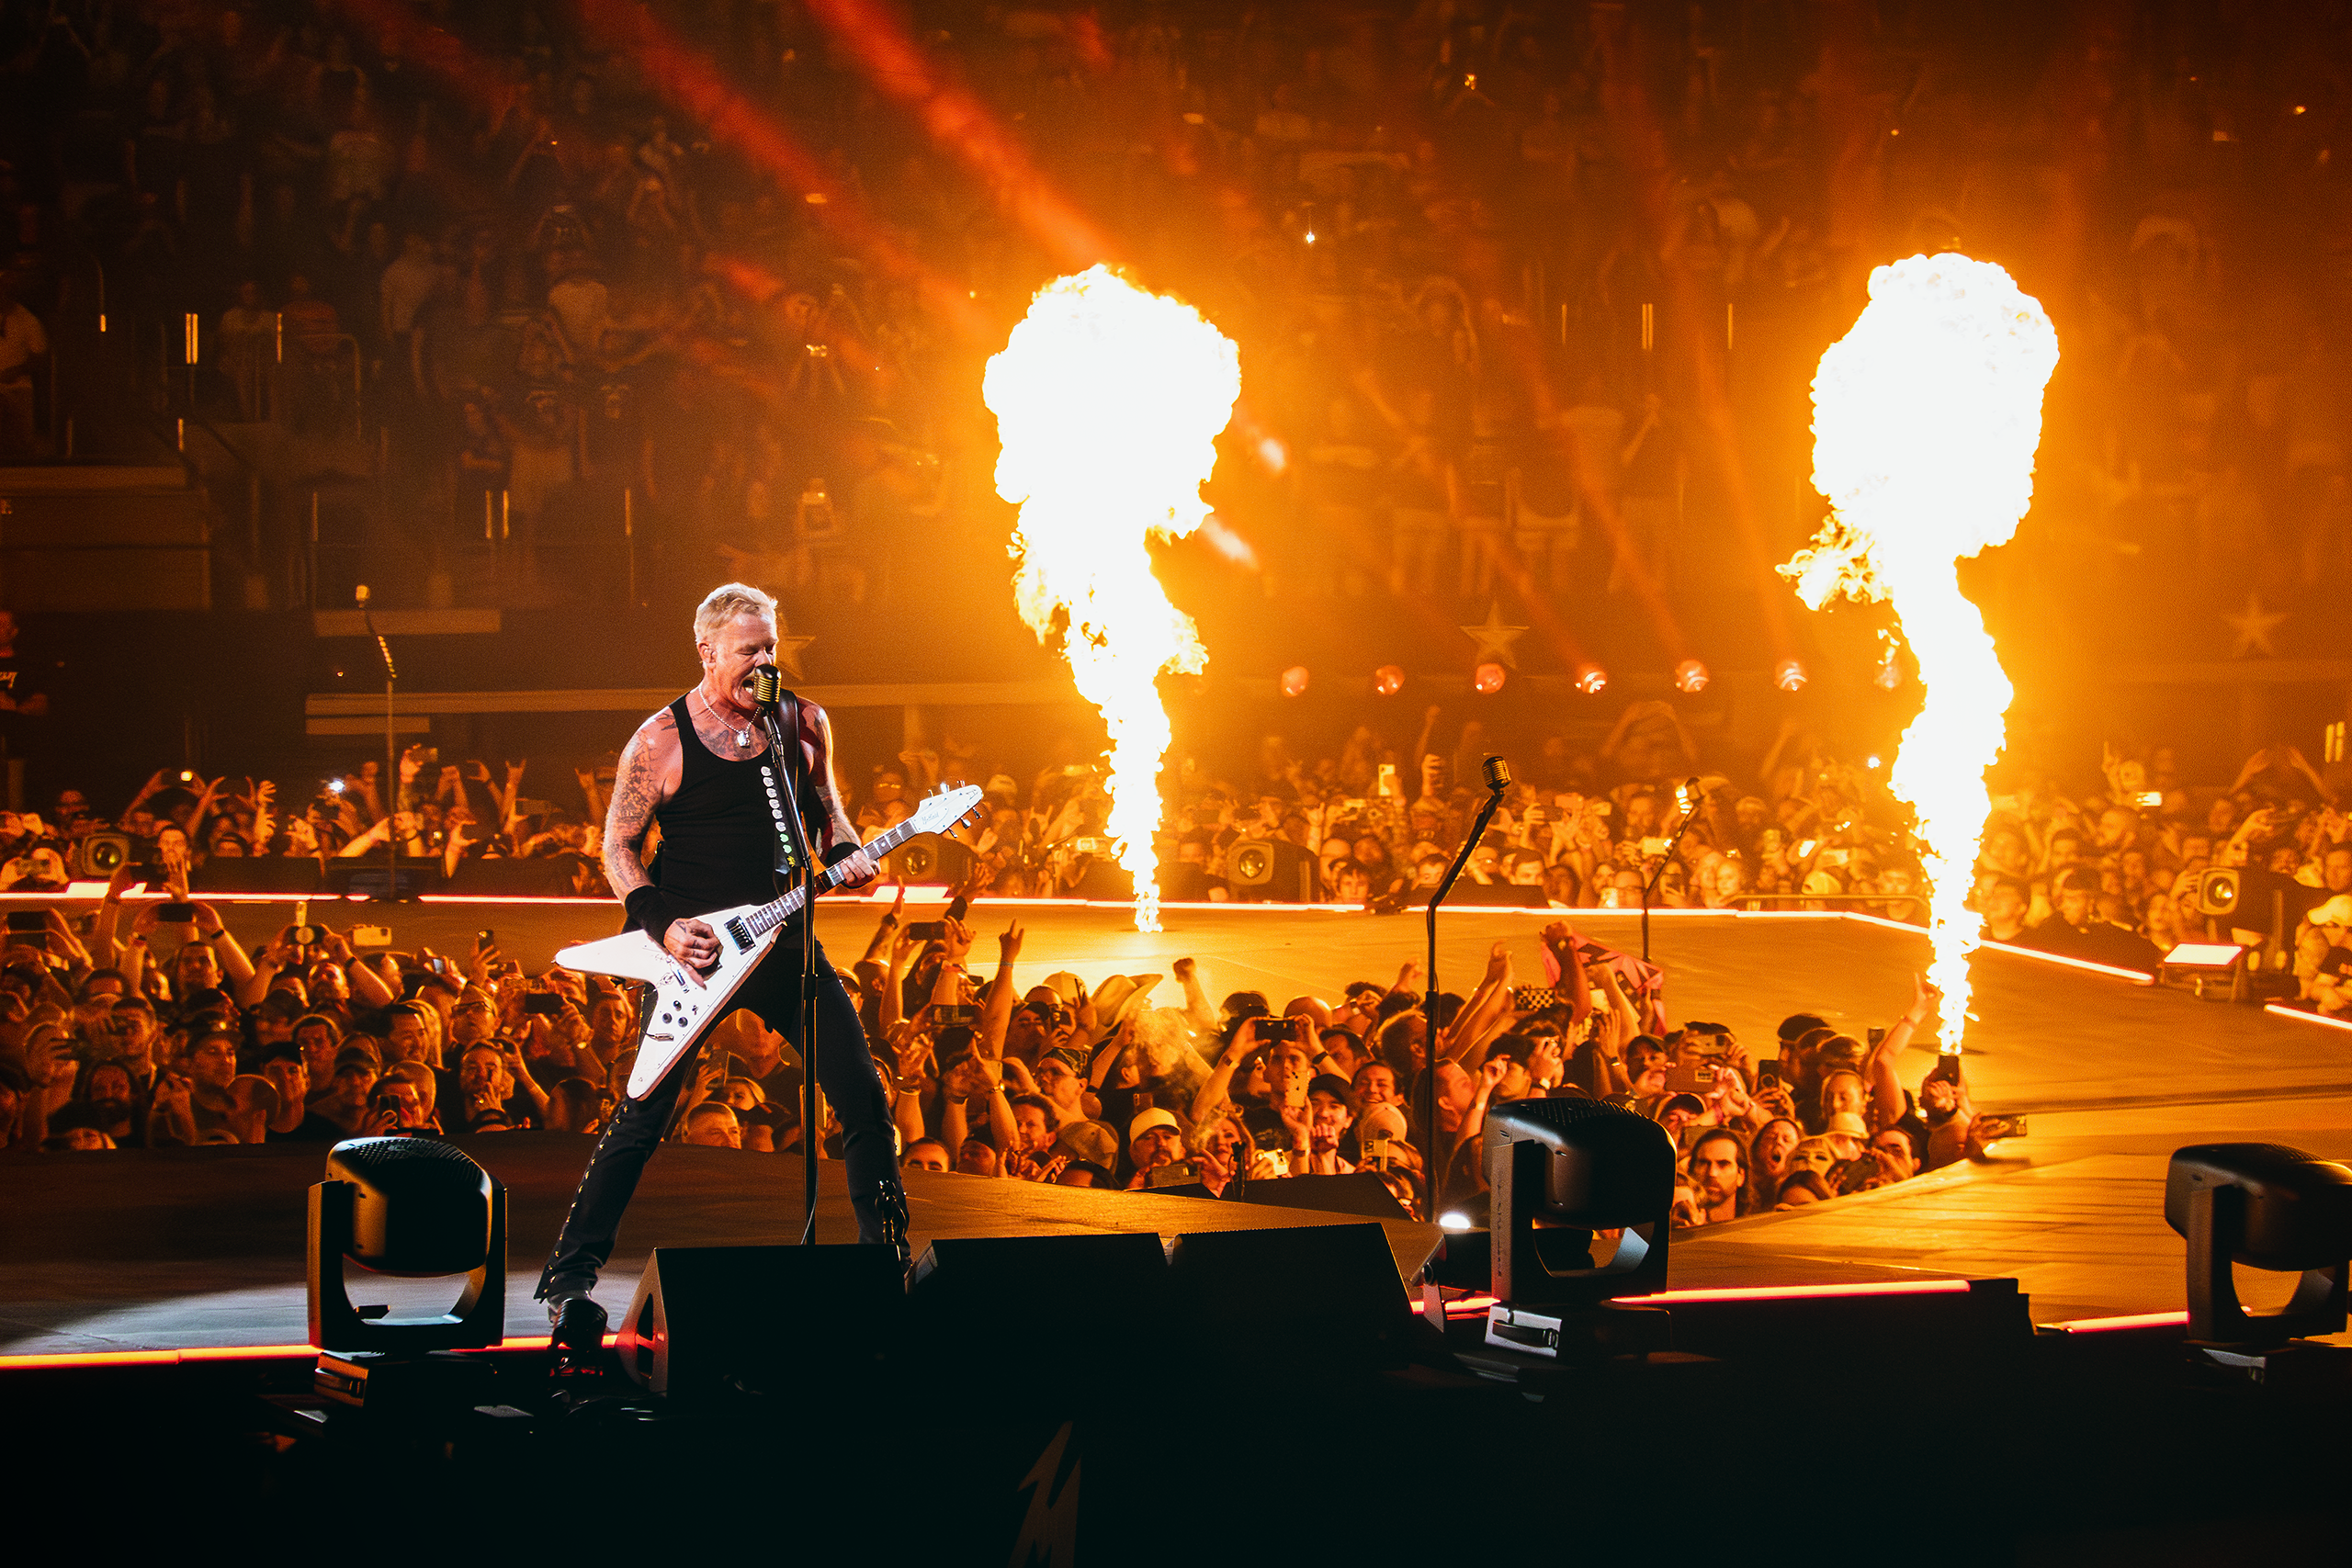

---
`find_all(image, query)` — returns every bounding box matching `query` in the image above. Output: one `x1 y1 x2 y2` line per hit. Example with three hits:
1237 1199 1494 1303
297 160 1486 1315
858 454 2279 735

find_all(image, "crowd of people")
12 678 2351 989
0 852 1993 1235
0 0 2341 638
12 693 2351 1254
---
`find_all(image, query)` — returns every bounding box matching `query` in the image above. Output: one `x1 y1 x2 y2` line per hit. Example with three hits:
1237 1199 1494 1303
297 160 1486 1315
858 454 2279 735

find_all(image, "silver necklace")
695 689 755 750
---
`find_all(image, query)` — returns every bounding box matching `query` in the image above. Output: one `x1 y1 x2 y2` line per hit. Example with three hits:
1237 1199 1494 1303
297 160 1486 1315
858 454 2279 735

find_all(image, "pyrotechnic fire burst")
985 265 1240 932
1783 254 2059 1050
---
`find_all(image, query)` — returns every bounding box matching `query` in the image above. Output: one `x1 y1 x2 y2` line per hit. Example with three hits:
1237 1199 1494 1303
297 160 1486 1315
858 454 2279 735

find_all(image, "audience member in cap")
1050 1118 1118 1171
1296 1072 1359 1175
1123 1106 1186 1188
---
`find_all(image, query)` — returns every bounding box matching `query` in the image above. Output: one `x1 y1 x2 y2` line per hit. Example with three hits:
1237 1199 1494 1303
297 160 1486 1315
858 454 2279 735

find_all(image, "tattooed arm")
608 708 722 967
797 700 879 890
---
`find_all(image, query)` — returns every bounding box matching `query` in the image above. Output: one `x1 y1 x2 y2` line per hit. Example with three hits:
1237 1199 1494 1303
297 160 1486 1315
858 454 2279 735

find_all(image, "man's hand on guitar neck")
662 918 723 973
829 843 880 891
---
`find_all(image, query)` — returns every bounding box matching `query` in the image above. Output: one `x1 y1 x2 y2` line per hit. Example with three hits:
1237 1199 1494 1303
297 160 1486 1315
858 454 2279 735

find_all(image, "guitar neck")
747 818 928 936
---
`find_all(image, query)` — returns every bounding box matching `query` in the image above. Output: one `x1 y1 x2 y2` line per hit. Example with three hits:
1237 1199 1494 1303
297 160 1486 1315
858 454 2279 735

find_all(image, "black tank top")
650 695 800 914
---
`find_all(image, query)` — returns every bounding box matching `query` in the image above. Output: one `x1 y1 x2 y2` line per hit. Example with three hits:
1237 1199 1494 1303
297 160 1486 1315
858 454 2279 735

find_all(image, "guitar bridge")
725 917 752 953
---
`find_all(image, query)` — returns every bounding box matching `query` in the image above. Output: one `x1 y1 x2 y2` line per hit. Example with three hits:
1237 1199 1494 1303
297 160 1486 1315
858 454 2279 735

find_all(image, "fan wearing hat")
1641 1091 1706 1149
1006 988 1079 1066
1030 1044 1095 1125
1122 1106 1188 1188
2306 897 2352 1017
1083 973 1168 1134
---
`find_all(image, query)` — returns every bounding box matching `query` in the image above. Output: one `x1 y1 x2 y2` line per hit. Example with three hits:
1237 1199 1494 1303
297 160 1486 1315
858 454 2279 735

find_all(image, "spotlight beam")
801 0 1118 270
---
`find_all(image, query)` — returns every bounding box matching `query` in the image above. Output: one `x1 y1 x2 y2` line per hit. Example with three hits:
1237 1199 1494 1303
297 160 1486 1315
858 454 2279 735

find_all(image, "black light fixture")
1482 1099 1674 1358
2157 941 2250 1001
309 1136 507 1410
2165 1143 2352 1362
1227 838 1317 902
2187 869 2328 1000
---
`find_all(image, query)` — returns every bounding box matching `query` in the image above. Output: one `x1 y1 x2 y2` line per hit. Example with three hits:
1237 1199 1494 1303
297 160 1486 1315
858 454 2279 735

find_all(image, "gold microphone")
750 666 786 706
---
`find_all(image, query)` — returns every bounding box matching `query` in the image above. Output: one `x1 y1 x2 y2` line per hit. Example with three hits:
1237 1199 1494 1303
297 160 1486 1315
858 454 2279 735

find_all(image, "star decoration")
1460 601 1530 669
773 626 815 679
2224 592 2287 659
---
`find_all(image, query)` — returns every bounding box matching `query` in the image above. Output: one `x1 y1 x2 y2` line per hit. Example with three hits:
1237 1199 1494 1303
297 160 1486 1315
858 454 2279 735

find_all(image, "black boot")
856 1178 911 1267
547 1295 610 1399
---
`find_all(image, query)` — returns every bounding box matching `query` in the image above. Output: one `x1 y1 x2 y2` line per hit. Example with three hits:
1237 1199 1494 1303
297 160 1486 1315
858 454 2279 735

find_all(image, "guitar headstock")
910 784 986 839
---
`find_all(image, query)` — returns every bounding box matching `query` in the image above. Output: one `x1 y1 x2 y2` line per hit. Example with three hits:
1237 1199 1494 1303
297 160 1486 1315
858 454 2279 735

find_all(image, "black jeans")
537 934 898 1303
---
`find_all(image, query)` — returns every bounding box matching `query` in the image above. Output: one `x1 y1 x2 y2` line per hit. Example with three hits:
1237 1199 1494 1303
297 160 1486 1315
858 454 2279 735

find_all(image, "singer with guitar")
537 582 909 1361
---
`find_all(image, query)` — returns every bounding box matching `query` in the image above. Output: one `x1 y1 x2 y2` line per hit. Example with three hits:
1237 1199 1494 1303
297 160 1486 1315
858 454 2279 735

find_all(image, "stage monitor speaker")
616 1243 905 1402
1234 1172 1409 1221
196 856 323 894
446 858 577 896
1165 1221 1411 1370
1448 882 1549 908
324 858 444 899
881 834 971 886
1226 837 1317 903
907 1231 1167 1370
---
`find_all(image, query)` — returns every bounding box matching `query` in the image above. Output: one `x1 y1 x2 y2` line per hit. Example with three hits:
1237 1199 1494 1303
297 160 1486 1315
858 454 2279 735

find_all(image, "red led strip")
1636 1279 1973 1303
0 1333 607 1371
2264 1003 2352 1033
1425 1279 1975 1317
2045 1310 2189 1334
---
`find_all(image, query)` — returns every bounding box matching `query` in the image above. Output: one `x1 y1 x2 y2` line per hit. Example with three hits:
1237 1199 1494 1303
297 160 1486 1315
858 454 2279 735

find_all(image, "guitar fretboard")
741 815 933 938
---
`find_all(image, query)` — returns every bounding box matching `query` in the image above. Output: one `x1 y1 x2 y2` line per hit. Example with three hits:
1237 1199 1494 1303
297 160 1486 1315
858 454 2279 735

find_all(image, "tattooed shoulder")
605 712 674 843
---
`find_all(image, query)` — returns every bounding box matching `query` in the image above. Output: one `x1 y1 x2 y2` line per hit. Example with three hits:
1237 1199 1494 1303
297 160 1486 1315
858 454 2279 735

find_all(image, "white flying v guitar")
559 784 985 1101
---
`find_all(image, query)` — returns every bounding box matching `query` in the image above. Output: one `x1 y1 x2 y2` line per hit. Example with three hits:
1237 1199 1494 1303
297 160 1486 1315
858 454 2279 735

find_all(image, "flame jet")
985 267 1240 932
1782 254 2059 1049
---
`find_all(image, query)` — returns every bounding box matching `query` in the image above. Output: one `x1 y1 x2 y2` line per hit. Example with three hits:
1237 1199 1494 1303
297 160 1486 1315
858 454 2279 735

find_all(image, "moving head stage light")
2165 1143 2352 1373
1483 1098 1675 1359
308 1136 507 1412
2171 868 2332 1001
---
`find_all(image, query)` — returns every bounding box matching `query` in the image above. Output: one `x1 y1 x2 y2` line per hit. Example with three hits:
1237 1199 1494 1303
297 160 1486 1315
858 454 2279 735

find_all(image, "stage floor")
8 898 2348 1352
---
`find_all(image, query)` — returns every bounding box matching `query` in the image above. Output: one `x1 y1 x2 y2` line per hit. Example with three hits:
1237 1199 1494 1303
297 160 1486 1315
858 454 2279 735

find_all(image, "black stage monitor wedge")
194 856 323 893
1233 1171 1410 1221
1486 1098 1674 1308
908 1222 1166 1335
617 1243 906 1402
2165 1143 2352 1350
1447 882 1550 908
908 1231 1170 1370
1166 1221 1412 1370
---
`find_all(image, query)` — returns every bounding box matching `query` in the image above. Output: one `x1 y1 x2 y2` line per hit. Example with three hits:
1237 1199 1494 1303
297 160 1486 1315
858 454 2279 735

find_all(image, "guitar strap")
761 688 807 878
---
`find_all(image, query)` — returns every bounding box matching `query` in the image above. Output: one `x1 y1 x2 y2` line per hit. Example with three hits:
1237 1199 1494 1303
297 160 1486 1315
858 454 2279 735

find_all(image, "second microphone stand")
1638 777 1703 964
756 691 825 1244
357 592 407 901
1421 756 1513 1222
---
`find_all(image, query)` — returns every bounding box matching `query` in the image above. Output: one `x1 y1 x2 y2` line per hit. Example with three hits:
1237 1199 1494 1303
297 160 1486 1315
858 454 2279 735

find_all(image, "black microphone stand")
356 586 408 902
754 675 825 1244
1638 777 1703 964
1421 755 1513 1228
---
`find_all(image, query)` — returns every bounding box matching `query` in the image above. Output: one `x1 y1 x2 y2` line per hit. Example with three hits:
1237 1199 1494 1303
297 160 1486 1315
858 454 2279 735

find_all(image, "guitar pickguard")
558 900 779 1100
552 783 985 1101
